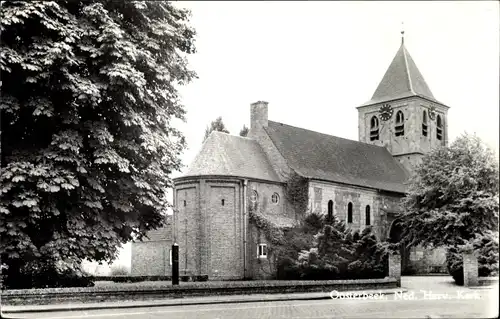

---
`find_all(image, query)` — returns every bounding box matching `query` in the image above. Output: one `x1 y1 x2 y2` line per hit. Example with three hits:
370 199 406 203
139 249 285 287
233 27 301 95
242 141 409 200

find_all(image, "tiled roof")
263 121 409 193
183 131 280 182
361 42 440 107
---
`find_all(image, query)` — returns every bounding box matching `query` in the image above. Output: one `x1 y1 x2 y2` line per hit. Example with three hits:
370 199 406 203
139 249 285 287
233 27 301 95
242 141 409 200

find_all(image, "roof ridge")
210 130 255 141
268 120 390 151
401 44 416 95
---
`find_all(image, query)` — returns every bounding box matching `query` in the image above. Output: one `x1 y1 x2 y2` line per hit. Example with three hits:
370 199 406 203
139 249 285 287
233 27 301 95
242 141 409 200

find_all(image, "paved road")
5 277 499 319
8 288 498 319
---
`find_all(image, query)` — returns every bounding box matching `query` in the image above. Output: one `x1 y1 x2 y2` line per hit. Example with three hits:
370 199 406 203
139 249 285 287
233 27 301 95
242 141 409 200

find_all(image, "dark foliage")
2 259 94 289
276 213 388 280
0 1 195 288
446 233 499 285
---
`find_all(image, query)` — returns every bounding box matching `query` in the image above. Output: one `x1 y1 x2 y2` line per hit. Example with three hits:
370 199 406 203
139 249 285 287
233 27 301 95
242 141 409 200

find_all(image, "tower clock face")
379 103 393 121
428 105 436 120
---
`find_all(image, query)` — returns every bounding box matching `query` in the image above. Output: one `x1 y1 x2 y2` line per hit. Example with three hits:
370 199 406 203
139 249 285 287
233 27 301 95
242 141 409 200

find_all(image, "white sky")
109 1 499 270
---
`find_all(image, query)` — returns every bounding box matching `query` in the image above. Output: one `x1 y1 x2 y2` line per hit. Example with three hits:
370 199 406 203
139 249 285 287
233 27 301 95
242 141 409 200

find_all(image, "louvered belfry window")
436 115 443 141
422 110 428 137
395 111 404 136
370 116 379 141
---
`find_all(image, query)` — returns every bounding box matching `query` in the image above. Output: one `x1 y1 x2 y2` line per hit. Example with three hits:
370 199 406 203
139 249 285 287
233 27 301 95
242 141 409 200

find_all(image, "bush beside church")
252 211 389 280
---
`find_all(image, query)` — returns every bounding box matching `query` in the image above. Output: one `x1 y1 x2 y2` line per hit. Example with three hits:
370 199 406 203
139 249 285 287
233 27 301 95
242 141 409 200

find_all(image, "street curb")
2 288 407 314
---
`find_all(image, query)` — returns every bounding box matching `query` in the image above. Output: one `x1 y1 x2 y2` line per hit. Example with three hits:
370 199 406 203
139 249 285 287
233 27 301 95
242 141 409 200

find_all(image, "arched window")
365 205 371 226
370 116 379 141
347 202 353 224
422 110 428 137
436 115 443 141
395 111 404 136
327 200 334 219
250 190 258 210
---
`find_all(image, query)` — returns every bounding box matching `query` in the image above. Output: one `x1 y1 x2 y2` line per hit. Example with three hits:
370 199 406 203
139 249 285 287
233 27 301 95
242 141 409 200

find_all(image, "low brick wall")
2 278 398 306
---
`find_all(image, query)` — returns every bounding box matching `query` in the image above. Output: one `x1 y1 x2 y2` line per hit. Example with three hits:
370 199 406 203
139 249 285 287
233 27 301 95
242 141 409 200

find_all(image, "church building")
131 34 450 279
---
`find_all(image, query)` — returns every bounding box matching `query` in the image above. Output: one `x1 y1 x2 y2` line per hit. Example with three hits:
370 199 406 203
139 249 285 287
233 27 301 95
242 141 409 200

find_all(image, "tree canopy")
239 125 249 137
398 134 499 249
0 0 196 277
203 116 229 141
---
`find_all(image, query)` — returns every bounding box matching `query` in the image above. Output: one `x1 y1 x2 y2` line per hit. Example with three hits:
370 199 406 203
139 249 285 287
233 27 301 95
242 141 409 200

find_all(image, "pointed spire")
401 22 405 45
359 28 437 107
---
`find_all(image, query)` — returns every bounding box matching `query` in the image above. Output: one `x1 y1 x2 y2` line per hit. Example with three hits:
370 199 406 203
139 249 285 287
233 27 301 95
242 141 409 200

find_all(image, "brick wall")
408 245 447 273
173 178 246 280
246 181 292 279
248 224 274 280
463 252 479 287
175 181 201 276
131 240 172 276
358 97 449 153
308 180 400 240
206 179 243 279
357 97 449 174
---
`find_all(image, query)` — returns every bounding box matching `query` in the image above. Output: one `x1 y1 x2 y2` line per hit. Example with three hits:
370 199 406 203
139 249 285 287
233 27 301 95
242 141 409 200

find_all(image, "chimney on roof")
250 101 268 130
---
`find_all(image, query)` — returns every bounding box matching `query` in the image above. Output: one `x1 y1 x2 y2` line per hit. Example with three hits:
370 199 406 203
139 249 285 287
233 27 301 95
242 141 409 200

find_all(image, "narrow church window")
436 115 443 141
250 190 258 210
183 200 186 207
370 116 380 141
221 199 225 206
271 193 280 204
327 200 333 219
395 111 404 136
347 202 353 223
257 244 267 258
169 249 172 266
422 110 428 137
365 205 371 226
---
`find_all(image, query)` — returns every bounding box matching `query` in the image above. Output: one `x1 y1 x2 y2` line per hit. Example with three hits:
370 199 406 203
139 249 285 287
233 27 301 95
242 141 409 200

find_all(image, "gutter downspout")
243 179 248 279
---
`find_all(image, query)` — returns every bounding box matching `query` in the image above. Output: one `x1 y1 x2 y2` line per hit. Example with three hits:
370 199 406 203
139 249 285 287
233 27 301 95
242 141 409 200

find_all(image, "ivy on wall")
248 208 285 246
284 170 309 216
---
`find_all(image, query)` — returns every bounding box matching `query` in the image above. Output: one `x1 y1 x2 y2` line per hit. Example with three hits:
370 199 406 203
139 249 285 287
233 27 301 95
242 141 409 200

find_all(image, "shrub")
278 214 388 280
111 276 144 283
110 265 130 276
2 260 94 289
193 275 209 282
275 212 325 280
446 233 499 285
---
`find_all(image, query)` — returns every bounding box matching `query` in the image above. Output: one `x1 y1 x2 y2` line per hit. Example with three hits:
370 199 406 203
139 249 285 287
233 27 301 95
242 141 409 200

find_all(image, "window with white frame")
271 193 280 204
257 244 267 258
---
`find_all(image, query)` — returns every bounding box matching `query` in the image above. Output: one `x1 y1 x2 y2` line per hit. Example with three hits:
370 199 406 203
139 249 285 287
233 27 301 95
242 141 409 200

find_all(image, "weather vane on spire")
401 21 405 44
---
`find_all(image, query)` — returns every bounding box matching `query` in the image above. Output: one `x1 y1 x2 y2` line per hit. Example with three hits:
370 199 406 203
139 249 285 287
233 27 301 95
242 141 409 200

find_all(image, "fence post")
389 252 402 287
463 252 479 287
172 243 179 285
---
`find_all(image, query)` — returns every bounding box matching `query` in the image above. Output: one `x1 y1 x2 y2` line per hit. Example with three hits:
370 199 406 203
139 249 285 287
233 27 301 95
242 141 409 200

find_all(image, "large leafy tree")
398 134 499 249
203 116 229 142
0 0 196 281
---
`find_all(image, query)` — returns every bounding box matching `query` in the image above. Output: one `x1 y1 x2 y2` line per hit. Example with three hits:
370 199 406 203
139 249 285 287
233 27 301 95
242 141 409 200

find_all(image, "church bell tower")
357 30 450 176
